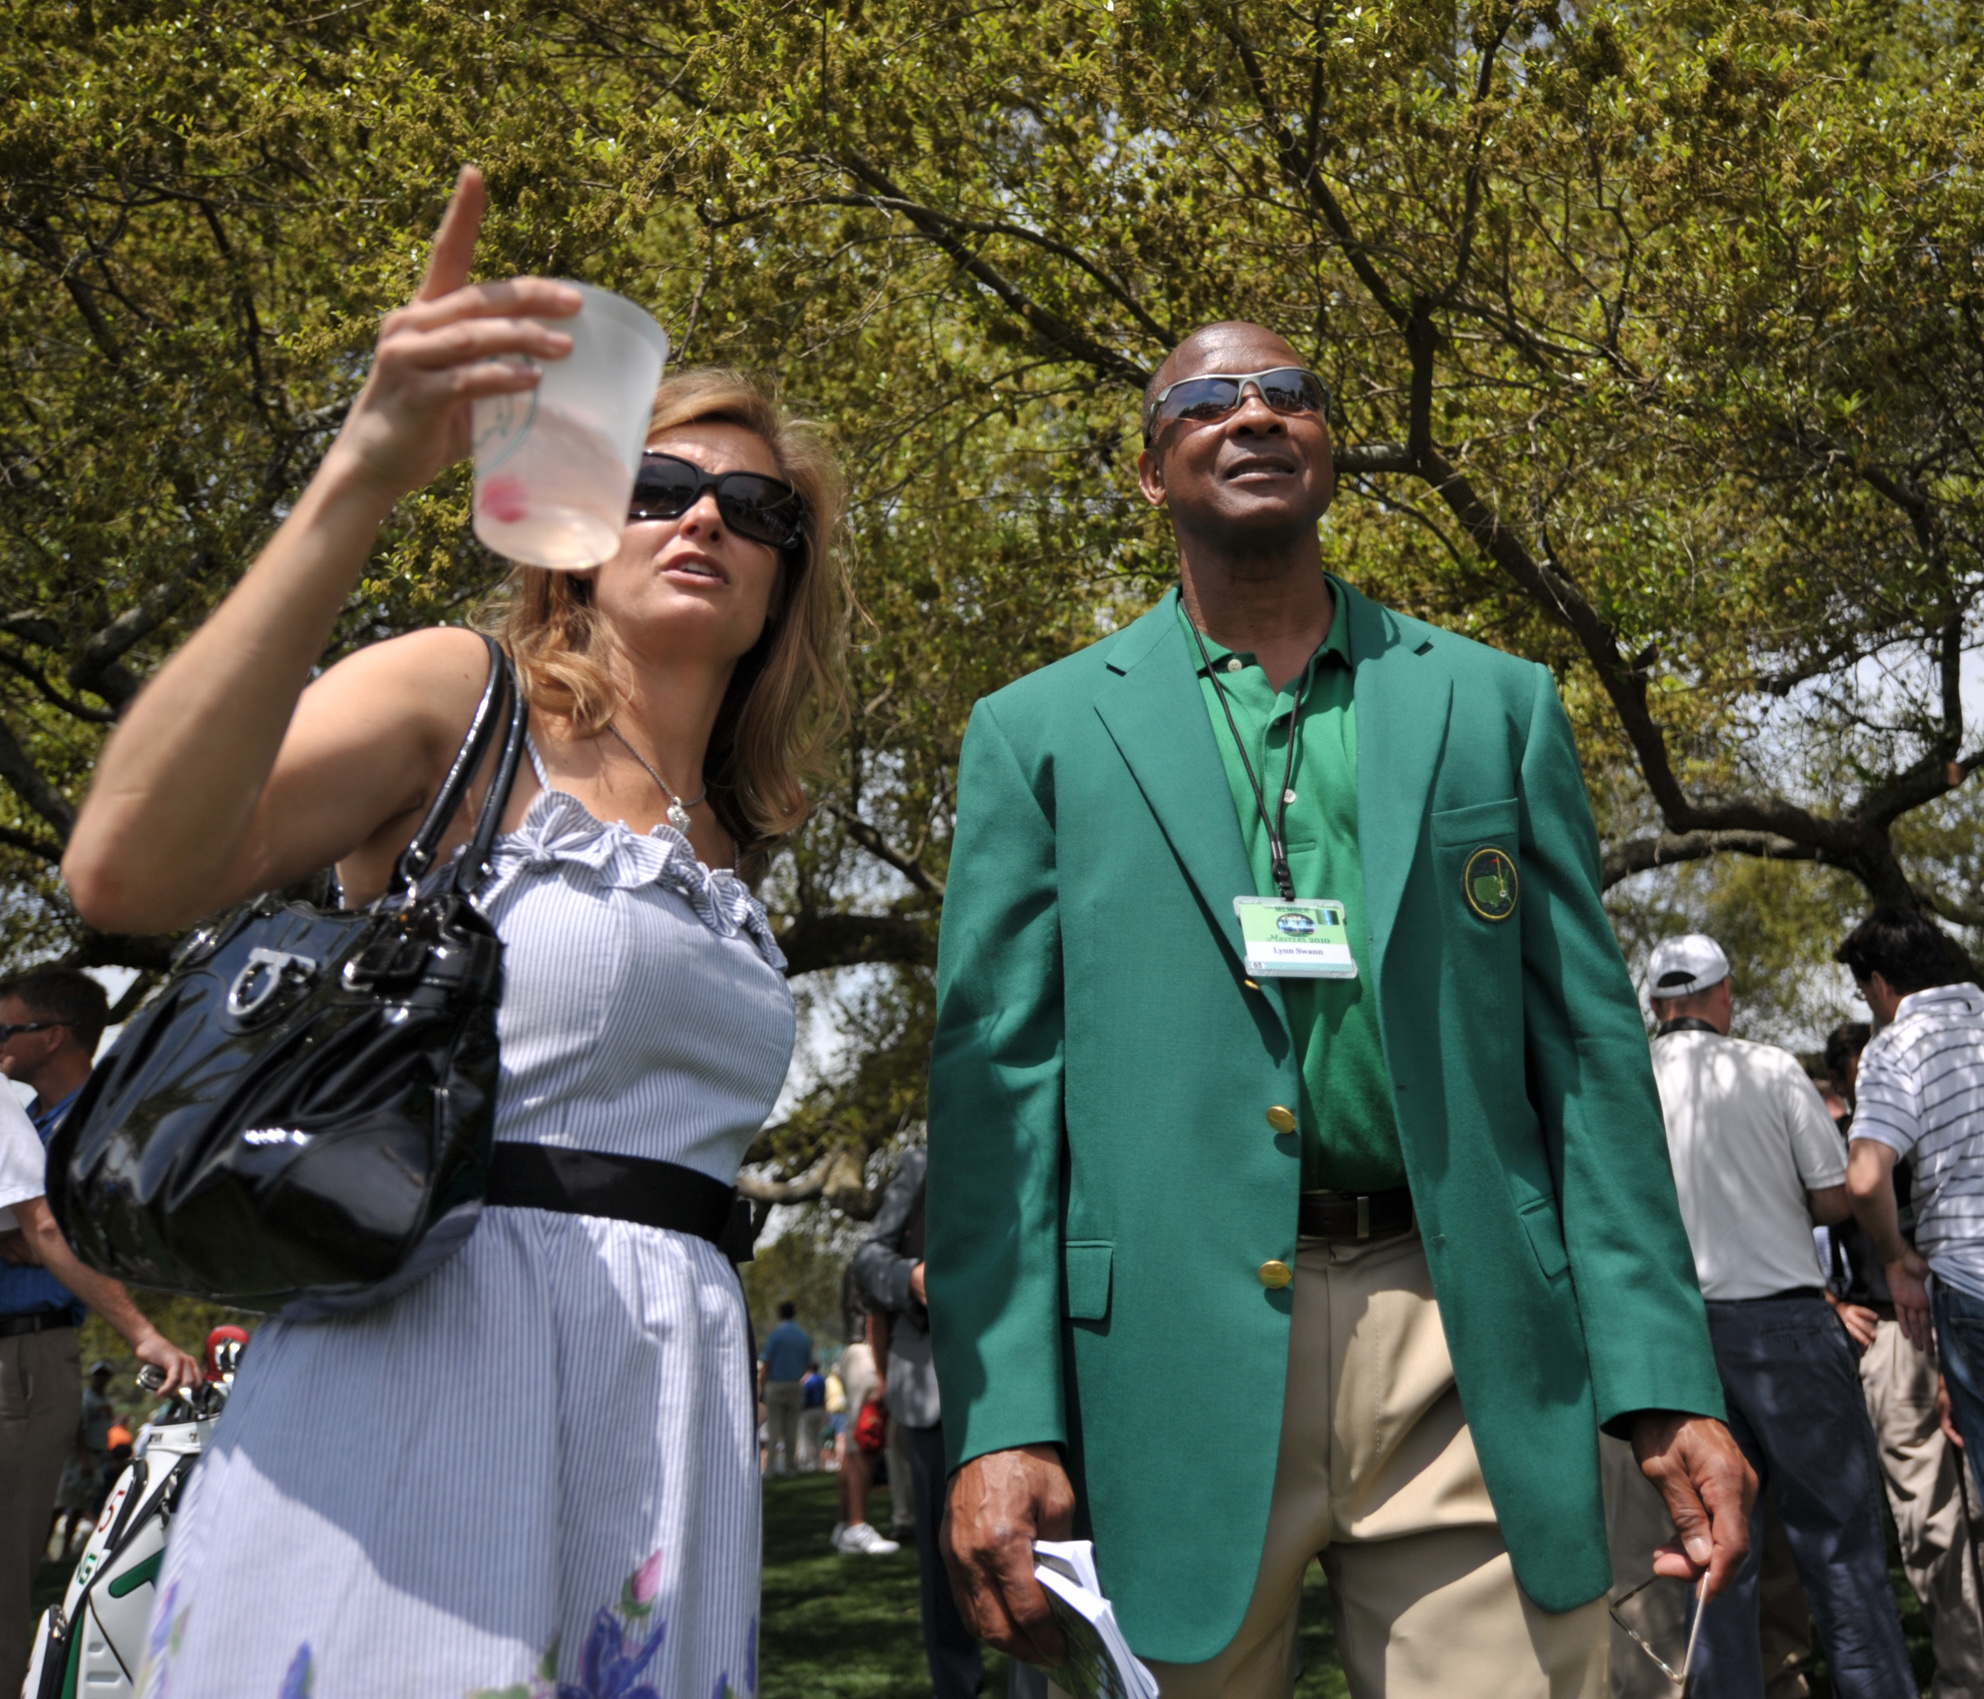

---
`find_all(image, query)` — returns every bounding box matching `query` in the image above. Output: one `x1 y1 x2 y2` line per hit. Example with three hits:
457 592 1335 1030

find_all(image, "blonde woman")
63 169 848 1698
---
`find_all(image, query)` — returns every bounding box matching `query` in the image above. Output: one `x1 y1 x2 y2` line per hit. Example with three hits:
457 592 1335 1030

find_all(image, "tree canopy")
3 0 1979 1207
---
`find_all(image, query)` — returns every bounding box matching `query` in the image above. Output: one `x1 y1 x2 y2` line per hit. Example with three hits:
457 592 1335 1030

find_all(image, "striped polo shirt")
1852 982 1984 1299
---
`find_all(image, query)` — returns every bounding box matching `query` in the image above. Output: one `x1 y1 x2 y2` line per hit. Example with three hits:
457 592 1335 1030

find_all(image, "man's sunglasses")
0 1021 60 1042
1143 367 1333 444
628 452 807 554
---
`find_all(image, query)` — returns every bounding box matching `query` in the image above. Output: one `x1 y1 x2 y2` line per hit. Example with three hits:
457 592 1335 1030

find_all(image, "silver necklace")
606 723 706 834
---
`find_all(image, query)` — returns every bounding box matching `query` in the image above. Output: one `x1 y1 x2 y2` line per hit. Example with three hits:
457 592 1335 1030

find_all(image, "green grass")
758 1472 1350 1698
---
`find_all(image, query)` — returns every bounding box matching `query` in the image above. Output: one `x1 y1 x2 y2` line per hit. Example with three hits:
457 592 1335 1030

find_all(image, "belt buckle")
1356 1195 1370 1241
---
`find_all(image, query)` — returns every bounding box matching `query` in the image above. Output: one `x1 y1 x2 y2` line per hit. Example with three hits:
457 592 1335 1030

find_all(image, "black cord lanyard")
1186 617 1310 901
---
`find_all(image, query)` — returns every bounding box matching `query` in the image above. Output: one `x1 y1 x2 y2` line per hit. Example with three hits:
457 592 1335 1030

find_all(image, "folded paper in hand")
1031 1540 1159 1699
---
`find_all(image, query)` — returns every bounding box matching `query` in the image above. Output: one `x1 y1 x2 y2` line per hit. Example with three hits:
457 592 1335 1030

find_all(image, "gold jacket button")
1265 1105 1297 1135
1258 1259 1293 1289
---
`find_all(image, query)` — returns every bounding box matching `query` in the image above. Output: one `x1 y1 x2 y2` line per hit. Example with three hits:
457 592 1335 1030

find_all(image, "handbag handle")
450 642 531 898
383 633 528 906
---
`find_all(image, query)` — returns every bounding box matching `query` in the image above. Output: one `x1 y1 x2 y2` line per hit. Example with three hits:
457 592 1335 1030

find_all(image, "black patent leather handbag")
47 634 529 1317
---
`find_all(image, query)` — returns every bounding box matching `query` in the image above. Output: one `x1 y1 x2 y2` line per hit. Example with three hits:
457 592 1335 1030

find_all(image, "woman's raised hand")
326 165 581 507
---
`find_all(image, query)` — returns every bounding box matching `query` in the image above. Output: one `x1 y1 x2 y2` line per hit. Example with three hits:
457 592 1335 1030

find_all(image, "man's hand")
15 1196 199 1391
1824 1290 1881 1351
1887 1248 1933 1352
910 1260 927 1307
1848 1139 1931 1348
130 1328 200 1396
0 1226 39 1265
1629 1411 1755 1599
1939 1373 1965 1451
942 1444 1077 1666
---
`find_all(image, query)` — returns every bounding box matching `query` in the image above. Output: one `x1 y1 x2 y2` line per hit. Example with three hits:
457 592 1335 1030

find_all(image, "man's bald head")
1144 321 1306 426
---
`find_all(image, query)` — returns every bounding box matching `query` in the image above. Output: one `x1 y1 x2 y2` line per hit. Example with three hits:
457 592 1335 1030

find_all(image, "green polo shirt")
1179 583 1406 1191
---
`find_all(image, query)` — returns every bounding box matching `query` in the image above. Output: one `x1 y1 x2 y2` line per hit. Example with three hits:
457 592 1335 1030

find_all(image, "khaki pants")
0 1325 80 1699
800 1406 826 1470
1145 1232 1607 1699
765 1379 804 1474
1861 1319 1984 1699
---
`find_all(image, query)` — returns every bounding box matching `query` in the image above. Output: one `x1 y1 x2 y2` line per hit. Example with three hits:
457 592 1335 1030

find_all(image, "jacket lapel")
1093 590 1265 990
1345 583 1450 1000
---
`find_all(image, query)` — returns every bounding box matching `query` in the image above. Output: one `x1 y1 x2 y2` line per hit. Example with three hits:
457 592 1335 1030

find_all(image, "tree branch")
775 910 937 976
68 569 196 712
1218 6 1414 335
735 1144 886 1219
1601 830 1819 888
831 806 946 898
812 151 1149 387
0 713 76 837
735 1149 836 1203
0 823 63 863
802 190 1176 350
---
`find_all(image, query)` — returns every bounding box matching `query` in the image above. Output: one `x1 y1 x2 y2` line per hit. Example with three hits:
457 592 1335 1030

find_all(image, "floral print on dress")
142 1581 187 1699
279 1645 314 1699
465 1551 750 1699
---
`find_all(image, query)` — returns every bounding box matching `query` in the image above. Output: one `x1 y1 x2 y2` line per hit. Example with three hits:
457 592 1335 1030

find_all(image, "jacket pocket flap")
1518 1197 1570 1281
1064 1241 1113 1321
1432 797 1519 846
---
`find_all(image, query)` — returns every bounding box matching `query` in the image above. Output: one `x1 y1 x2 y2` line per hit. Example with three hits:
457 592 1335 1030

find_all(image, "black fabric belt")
1298 1187 1415 1241
0 1312 76 1339
1706 1286 1826 1305
485 1144 756 1262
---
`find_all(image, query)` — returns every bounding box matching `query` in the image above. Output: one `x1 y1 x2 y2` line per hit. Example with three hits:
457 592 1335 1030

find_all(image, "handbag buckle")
225 948 319 1022
342 925 435 991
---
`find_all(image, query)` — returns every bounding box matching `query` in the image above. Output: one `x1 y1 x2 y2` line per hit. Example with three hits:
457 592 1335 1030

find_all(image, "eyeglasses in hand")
1608 1573 1706 1688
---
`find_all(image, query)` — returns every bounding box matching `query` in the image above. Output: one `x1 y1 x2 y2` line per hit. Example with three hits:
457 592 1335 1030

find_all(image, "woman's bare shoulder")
307 626 499 745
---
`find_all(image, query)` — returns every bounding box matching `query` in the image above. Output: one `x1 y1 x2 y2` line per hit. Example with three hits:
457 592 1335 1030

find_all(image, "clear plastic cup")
470 282 670 569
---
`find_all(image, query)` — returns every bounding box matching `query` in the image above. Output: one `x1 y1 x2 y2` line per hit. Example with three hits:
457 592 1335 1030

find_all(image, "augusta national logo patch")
1463 847 1519 922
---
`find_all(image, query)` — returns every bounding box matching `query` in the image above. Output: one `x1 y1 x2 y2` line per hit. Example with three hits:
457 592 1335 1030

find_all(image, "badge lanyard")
1185 617 1309 901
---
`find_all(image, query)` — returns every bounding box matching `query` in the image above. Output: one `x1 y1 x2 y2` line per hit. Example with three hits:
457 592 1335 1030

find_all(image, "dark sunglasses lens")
630 456 699 518
717 477 804 549
1163 378 1243 425
1258 369 1326 414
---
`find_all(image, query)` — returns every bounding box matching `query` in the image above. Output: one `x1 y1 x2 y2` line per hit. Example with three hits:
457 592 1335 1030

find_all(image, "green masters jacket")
925 582 1722 1665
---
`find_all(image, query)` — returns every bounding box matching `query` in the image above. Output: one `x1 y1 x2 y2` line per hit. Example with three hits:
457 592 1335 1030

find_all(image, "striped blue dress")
142 750 795 1699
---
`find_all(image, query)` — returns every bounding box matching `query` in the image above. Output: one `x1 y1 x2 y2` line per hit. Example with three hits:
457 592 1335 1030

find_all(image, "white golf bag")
21 1335 242 1699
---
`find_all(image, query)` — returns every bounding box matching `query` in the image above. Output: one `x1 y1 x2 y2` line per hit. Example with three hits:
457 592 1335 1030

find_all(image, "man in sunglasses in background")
0 966 199 1695
925 322 1752 1697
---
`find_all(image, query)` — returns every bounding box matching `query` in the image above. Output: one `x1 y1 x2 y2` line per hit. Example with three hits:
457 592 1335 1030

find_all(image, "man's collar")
1177 574 1353 676
30 1084 83 1135
1896 982 1984 1021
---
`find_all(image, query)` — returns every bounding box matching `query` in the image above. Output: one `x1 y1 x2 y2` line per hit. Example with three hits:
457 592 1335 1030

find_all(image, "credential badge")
1463 847 1519 922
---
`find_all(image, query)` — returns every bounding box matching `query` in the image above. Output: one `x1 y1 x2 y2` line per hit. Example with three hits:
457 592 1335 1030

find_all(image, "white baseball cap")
1647 934 1731 999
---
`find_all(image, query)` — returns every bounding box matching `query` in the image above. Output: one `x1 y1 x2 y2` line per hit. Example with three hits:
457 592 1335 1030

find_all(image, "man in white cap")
1642 934 1916 1698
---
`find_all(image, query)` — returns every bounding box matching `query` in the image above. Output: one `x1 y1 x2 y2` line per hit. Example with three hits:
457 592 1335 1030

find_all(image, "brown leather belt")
1298 1188 1415 1241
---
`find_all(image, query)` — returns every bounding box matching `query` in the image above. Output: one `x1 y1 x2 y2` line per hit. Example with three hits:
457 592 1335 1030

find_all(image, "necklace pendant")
667 800 692 834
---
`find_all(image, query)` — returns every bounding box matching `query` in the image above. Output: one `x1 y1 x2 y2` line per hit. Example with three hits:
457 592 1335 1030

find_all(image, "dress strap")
523 733 550 789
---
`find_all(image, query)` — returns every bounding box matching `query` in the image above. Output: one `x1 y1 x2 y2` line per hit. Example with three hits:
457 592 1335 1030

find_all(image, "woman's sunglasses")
1142 367 1333 444
628 452 807 553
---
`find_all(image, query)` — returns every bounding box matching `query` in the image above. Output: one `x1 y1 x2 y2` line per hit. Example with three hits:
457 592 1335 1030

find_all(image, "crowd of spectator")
1607 908 1984 1698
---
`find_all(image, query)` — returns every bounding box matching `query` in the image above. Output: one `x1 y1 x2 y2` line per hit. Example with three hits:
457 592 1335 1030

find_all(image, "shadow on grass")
761 1473 1353 1698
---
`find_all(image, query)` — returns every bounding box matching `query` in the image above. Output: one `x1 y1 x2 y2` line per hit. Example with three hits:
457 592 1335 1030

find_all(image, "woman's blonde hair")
490 366 850 869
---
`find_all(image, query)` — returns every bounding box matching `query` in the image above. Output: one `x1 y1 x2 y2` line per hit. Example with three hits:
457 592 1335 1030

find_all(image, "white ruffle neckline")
490 786 786 971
